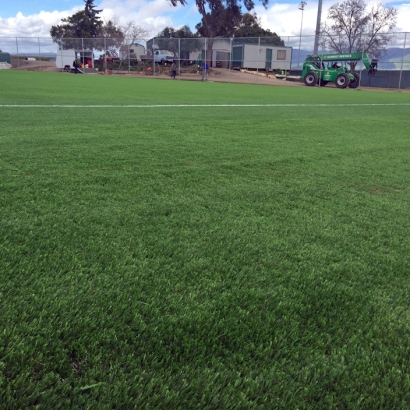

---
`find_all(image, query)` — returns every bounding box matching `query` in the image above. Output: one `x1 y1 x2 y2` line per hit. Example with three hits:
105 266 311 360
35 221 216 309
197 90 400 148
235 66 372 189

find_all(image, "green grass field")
1 71 410 408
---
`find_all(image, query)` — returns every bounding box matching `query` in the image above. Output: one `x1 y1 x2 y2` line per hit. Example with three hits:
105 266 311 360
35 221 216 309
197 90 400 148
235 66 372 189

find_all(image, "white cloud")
0 8 81 37
0 0 408 51
255 0 409 49
396 4 410 32
99 0 184 34
255 1 337 38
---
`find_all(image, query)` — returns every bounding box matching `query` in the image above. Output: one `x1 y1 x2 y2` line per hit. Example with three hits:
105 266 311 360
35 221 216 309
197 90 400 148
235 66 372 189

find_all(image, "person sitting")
332 62 340 69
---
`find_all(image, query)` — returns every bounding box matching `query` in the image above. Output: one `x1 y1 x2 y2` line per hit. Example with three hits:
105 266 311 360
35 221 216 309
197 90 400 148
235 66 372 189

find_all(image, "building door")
232 45 243 69
265 49 272 69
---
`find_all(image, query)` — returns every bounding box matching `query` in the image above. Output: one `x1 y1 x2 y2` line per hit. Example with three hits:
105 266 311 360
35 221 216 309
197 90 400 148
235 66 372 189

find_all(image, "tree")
234 13 284 45
320 0 397 70
193 3 242 66
156 26 202 60
84 0 103 37
121 20 149 48
113 20 149 63
170 0 269 65
96 19 124 58
195 3 242 38
50 0 103 49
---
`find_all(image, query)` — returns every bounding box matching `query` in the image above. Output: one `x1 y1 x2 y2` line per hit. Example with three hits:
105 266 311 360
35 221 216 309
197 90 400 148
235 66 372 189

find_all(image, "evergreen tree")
50 0 103 48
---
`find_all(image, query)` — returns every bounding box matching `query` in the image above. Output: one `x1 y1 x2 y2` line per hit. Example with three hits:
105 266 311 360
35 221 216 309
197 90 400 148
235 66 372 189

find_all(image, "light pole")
297 1 307 70
313 0 323 54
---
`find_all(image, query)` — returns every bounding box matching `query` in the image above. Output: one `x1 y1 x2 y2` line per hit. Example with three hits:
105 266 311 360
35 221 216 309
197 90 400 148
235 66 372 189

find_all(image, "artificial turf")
1 71 410 408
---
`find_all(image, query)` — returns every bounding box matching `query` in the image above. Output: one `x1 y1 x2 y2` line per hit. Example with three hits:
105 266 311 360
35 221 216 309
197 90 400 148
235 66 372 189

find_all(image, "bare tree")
114 20 148 68
320 0 397 70
121 21 149 50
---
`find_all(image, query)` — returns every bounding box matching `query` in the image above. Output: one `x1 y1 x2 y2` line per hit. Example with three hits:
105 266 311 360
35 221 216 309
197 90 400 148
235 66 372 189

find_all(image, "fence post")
178 38 181 80
204 37 207 81
358 39 364 89
153 38 156 77
285 37 289 84
38 37 42 71
256 37 260 84
81 38 84 73
398 32 407 91
15 37 19 69
229 37 232 83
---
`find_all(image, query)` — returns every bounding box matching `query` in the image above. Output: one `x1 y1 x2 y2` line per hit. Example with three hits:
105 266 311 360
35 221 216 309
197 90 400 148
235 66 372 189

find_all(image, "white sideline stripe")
0 103 409 108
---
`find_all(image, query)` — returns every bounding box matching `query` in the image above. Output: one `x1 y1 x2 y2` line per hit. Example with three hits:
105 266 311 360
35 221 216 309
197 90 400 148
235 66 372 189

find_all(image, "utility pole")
297 1 307 70
313 0 322 54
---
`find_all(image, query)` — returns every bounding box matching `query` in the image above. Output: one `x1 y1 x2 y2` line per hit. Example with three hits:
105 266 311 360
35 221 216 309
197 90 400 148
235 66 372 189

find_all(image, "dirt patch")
10 59 60 72
103 67 304 87
9 59 408 92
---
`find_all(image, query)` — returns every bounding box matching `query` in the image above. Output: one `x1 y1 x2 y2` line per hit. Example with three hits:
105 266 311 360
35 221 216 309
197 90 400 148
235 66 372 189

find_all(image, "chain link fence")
0 34 408 89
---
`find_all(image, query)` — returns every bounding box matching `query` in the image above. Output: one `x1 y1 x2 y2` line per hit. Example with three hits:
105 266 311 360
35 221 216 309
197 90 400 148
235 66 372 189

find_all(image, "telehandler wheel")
348 73 360 89
318 79 328 86
304 72 318 86
336 73 350 89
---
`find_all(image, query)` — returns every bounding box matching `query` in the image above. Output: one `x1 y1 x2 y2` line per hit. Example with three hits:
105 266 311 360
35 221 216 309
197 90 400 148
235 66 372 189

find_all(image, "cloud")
396 4 410 32
255 0 409 49
255 1 335 38
0 0 408 52
0 8 81 38
99 0 184 34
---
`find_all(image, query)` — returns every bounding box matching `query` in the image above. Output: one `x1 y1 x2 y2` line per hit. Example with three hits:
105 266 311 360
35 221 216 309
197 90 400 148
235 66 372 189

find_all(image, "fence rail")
1 33 409 89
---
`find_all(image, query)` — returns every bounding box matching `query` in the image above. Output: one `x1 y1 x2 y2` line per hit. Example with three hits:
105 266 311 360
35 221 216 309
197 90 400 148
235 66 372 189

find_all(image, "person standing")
170 61 176 79
73 58 79 74
202 61 208 81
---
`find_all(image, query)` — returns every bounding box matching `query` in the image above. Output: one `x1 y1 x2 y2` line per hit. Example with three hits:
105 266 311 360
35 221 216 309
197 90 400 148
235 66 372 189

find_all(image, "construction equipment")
301 52 378 89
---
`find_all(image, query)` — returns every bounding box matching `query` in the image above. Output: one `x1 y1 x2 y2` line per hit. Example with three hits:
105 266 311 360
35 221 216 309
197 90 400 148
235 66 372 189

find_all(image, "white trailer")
56 49 76 70
56 49 94 70
232 44 292 71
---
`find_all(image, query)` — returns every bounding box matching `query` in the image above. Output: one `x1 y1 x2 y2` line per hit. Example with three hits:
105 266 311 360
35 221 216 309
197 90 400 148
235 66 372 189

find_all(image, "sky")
0 0 409 44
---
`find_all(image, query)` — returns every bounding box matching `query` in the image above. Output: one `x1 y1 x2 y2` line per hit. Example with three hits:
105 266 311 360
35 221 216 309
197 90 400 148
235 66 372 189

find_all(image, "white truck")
140 50 175 64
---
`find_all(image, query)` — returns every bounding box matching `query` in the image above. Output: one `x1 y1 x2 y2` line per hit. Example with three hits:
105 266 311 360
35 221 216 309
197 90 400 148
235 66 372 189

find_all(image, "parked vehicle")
302 52 378 88
140 50 175 65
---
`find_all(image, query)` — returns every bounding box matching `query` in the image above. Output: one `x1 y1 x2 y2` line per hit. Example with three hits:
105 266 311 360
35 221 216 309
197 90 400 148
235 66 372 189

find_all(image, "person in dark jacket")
73 59 79 74
202 61 208 81
170 61 177 79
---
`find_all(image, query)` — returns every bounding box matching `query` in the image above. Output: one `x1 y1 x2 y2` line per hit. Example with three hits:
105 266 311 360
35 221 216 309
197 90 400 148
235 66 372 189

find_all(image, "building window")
277 50 286 60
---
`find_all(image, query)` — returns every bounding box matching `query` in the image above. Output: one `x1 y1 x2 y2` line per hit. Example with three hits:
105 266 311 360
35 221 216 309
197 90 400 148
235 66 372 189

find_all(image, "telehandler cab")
302 52 378 88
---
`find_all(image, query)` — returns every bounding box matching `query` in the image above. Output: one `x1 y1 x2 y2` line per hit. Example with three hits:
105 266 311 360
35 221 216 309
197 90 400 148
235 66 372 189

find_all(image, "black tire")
348 73 360 88
304 72 318 86
336 73 350 89
318 79 328 86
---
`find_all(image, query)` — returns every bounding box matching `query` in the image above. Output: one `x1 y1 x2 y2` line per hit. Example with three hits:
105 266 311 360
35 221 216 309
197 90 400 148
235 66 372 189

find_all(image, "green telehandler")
301 52 378 88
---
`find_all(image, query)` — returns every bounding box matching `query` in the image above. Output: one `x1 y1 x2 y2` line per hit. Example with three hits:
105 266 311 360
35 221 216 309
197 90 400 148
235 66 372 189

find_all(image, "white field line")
0 103 409 108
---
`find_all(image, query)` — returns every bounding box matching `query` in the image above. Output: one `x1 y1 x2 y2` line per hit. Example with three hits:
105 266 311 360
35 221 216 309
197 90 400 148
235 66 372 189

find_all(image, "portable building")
232 44 292 71
56 49 94 69
0 52 11 64
119 43 146 61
